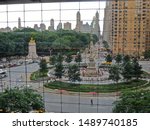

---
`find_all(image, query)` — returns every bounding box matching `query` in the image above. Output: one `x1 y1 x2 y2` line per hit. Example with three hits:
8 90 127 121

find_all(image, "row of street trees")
108 54 149 113
40 52 82 82
109 55 143 83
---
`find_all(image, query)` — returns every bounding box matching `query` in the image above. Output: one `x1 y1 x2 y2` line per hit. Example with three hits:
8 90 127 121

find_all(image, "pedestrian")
20 74 23 79
91 99 93 105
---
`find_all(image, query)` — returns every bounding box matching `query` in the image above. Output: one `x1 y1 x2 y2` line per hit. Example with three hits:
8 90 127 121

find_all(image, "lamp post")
49 48 52 57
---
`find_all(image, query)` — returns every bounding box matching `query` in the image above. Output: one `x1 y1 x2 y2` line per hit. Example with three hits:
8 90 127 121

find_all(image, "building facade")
103 1 112 48
64 22 72 30
75 11 101 39
104 0 150 56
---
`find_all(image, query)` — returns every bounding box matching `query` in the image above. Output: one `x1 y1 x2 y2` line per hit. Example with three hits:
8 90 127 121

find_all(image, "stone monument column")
27 37 38 59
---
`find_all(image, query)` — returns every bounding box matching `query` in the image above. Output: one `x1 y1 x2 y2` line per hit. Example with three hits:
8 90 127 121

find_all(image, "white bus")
0 69 7 78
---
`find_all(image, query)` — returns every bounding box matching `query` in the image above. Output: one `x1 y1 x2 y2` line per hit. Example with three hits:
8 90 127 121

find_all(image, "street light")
49 48 52 57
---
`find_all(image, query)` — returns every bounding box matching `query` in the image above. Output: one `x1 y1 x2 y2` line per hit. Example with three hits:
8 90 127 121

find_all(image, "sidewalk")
35 86 120 97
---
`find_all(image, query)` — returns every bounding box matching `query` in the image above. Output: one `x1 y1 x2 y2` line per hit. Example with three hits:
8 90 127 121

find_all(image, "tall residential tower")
103 0 150 56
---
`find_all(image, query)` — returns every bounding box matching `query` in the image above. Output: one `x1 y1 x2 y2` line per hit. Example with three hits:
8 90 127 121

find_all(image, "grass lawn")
44 80 149 93
30 69 48 80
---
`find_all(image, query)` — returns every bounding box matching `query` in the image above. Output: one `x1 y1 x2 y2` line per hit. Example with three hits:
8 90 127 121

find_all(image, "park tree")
123 55 130 64
54 54 64 79
109 65 121 83
103 40 109 50
49 55 56 65
68 64 81 82
113 90 150 113
0 88 44 113
105 54 112 62
75 52 82 63
54 63 64 79
143 50 150 59
65 54 72 63
115 54 122 64
121 62 133 82
56 53 64 63
39 59 47 72
132 58 143 80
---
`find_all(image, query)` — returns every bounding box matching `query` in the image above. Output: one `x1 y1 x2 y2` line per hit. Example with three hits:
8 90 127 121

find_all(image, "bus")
0 69 7 78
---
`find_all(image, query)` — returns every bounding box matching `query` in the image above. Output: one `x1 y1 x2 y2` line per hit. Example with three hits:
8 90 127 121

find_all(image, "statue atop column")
27 37 38 59
82 36 98 77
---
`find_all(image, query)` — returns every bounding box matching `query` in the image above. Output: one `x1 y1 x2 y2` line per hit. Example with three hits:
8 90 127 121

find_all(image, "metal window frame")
0 0 103 5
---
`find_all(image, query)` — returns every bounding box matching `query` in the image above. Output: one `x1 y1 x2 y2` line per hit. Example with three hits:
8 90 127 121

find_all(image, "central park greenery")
0 28 98 58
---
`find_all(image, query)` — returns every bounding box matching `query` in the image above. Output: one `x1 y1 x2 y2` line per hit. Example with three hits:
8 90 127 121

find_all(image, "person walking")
91 99 93 105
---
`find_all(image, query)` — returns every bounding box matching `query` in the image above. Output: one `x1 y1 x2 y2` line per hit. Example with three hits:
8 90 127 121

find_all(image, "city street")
1 59 149 113
0 63 117 113
139 61 150 73
0 63 39 89
44 92 117 113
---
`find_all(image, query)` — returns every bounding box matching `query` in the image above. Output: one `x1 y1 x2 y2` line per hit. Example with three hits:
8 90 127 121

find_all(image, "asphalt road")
44 92 117 113
1 63 39 89
0 63 117 113
139 61 150 73
1 59 149 112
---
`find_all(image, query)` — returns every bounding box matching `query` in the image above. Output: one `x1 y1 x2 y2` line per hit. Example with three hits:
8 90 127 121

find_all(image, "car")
0 65 4 68
0 69 7 78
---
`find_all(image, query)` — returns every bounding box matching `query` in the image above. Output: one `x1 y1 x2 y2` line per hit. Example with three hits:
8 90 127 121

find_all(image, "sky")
0 1 106 31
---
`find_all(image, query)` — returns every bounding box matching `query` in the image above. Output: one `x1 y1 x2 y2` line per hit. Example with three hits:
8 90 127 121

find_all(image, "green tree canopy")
143 50 150 59
103 40 109 50
49 55 56 65
123 55 130 64
68 64 81 82
113 90 150 113
115 54 122 64
109 65 121 83
121 62 133 82
54 63 64 79
39 59 47 72
0 88 44 113
75 52 82 63
0 29 93 57
65 54 72 63
132 58 143 80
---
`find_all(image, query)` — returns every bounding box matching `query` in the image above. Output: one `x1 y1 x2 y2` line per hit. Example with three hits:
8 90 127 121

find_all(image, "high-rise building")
64 22 72 30
40 23 46 31
75 11 82 32
92 11 101 40
34 24 39 31
18 17 21 29
145 0 150 51
75 11 101 39
57 22 62 30
104 0 150 56
103 1 112 48
48 19 55 31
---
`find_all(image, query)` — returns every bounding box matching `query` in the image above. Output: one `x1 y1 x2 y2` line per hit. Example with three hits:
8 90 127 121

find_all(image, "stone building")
64 22 71 30
75 11 101 39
